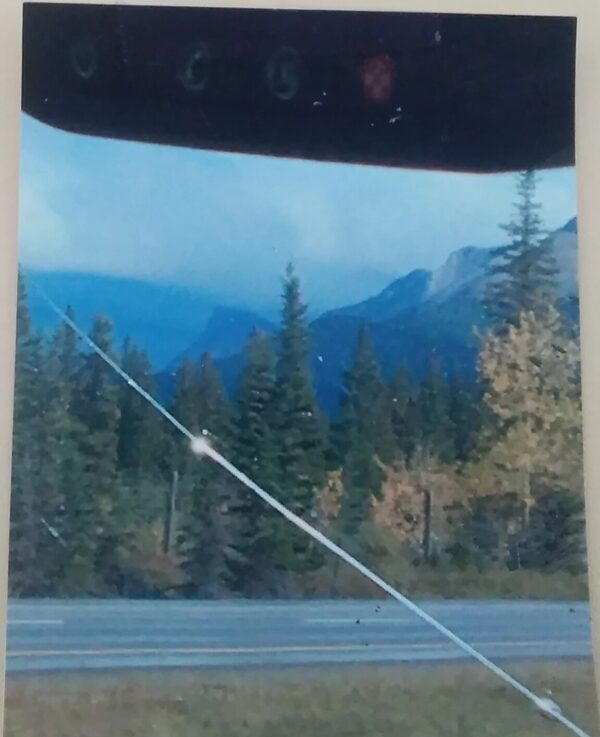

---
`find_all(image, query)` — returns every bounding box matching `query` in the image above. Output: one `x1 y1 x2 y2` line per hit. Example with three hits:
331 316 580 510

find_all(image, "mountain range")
26 217 578 415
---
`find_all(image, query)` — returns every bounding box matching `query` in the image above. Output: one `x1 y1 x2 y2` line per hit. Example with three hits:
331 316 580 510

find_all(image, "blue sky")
19 113 578 316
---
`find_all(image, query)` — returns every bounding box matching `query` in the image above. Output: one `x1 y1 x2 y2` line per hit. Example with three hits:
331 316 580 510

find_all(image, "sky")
18 113 578 316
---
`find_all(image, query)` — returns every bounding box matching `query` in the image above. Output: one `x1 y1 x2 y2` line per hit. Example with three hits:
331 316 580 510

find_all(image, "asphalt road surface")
5 599 592 673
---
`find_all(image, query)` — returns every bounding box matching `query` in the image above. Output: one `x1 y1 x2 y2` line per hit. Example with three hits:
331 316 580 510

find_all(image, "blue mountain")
211 218 578 413
25 270 216 370
166 306 277 369
27 217 579 416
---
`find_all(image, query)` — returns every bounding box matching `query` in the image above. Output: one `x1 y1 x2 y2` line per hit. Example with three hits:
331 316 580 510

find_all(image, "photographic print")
6 4 597 736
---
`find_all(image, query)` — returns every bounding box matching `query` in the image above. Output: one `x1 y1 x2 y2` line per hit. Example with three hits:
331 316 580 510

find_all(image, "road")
5 599 592 673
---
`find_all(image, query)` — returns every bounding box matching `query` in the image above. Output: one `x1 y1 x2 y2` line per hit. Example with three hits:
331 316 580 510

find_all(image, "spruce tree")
335 327 392 542
417 356 456 463
38 315 88 594
403 392 425 463
71 315 122 593
117 338 161 475
339 326 395 463
169 358 199 474
182 353 236 596
10 280 83 595
54 305 81 379
339 433 384 539
42 306 101 594
272 264 325 578
115 339 168 591
9 272 46 594
232 329 278 593
484 170 557 328
390 365 412 463
448 378 484 463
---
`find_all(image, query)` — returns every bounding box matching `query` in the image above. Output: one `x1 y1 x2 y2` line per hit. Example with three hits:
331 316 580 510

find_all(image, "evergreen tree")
417 356 456 463
272 264 325 577
182 353 236 596
54 305 81 379
10 280 83 595
38 315 89 593
448 377 484 463
521 485 585 573
403 392 425 463
169 358 199 474
232 329 278 593
195 353 232 445
115 339 169 592
9 272 47 594
484 170 557 328
339 326 395 463
339 434 384 539
71 315 122 593
334 327 392 542
389 365 412 463
117 338 161 475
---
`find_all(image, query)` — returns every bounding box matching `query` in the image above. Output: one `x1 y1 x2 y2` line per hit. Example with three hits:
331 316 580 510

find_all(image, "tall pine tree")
182 353 236 596
389 365 412 463
484 170 557 329
272 264 325 578
10 272 47 594
71 315 122 593
117 338 161 475
38 312 89 594
336 327 391 540
338 326 395 463
232 329 278 593
417 356 456 463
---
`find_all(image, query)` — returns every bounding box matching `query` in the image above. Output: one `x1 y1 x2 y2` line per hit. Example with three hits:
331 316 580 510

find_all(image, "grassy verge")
309 560 590 600
5 661 598 737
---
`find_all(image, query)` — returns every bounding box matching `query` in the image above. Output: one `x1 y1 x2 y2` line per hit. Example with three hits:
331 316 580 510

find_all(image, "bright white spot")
201 428 209 436
317 355 324 363
191 436 211 456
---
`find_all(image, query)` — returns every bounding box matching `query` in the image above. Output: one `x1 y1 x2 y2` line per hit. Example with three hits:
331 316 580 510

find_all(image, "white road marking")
6 640 592 659
307 617 411 625
8 619 64 626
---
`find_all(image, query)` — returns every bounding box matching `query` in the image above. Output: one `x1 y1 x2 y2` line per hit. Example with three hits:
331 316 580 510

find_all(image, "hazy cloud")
19 114 578 315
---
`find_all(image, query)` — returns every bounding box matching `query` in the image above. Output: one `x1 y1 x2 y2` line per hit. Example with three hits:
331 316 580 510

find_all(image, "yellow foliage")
478 306 583 504
371 461 461 545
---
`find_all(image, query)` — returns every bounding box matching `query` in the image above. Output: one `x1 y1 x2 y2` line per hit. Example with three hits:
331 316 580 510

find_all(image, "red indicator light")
360 54 396 104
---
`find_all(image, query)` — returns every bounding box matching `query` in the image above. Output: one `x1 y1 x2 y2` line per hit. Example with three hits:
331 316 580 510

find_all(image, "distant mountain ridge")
27 217 578 415
167 307 277 369
26 270 217 370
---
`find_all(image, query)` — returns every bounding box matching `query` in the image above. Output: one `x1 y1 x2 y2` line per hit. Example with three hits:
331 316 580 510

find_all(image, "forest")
8 171 586 599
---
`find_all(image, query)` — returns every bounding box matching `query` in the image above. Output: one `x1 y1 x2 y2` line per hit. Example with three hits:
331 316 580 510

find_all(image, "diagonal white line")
28 276 591 737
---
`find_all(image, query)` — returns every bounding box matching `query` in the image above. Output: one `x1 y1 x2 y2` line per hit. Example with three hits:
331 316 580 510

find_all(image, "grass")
4 661 599 737
310 558 590 601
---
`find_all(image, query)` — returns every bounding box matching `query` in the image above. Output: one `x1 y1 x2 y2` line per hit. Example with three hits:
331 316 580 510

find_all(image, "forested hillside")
9 172 585 599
